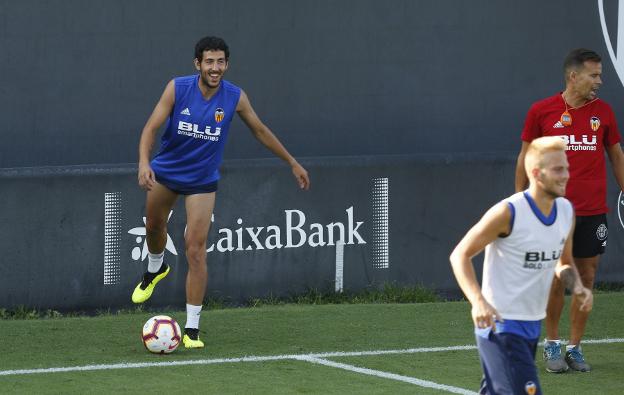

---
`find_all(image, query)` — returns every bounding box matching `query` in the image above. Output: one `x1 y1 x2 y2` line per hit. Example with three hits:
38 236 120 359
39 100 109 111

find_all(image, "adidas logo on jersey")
553 121 564 129
180 108 191 116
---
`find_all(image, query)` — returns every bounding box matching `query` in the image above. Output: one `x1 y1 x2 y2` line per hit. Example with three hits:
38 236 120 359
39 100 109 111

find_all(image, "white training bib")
482 191 573 321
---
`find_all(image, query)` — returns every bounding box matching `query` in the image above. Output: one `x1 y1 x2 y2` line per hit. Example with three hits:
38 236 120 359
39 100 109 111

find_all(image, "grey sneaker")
543 340 569 373
565 345 591 372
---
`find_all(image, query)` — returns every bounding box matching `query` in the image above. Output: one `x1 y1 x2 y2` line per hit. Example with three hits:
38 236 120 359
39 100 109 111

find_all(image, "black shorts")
572 214 608 258
155 175 218 195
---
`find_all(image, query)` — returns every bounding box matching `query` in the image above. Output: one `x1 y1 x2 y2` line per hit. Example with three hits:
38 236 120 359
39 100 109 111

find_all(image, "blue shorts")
155 175 218 195
476 331 541 395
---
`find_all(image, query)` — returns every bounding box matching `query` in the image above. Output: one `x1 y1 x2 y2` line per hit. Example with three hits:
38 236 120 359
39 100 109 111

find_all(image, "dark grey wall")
1 0 623 167
2 157 624 310
2 1 624 310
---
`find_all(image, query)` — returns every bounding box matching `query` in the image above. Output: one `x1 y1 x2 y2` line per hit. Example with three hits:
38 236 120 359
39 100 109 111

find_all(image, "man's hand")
574 286 593 312
557 264 593 312
138 163 156 191
471 296 503 329
291 162 310 190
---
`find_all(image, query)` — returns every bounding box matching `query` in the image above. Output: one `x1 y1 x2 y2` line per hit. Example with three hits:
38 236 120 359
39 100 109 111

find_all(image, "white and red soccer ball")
141 315 181 354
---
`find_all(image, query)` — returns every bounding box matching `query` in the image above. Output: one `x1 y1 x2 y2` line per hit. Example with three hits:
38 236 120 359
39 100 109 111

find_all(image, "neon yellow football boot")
131 264 170 303
183 334 205 348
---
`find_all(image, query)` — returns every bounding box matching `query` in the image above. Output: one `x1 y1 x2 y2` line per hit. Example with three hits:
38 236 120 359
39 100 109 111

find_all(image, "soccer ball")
141 315 181 354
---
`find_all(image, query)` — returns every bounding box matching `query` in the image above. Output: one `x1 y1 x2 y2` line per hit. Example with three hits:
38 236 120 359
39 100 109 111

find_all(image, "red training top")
521 93 621 216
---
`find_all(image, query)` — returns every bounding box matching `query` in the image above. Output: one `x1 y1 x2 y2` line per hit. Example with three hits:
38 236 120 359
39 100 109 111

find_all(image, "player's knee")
145 217 167 235
579 272 596 288
577 264 597 288
184 237 206 265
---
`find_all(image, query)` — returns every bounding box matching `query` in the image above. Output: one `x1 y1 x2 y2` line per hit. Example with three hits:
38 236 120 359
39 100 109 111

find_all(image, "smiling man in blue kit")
132 36 310 348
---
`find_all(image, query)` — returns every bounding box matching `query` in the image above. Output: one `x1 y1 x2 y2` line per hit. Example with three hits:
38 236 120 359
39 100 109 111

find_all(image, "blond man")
451 137 592 394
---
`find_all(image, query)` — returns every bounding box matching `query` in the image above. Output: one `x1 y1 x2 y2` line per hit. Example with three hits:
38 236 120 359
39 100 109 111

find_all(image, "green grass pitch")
1 293 622 394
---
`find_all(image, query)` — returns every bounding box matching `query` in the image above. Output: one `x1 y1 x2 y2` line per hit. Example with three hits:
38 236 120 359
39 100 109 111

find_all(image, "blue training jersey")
151 75 241 188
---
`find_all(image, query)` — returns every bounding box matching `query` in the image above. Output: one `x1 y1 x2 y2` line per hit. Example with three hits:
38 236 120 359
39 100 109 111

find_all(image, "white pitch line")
1 338 622 377
579 338 624 344
297 356 477 395
309 344 477 358
0 345 478 376
0 355 297 376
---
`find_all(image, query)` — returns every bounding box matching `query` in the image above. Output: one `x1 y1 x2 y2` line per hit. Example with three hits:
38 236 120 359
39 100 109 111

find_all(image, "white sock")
147 251 164 273
545 338 561 345
566 344 578 351
185 304 202 329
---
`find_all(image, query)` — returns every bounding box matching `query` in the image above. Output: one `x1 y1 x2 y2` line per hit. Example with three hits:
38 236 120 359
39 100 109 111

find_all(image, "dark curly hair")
194 36 229 61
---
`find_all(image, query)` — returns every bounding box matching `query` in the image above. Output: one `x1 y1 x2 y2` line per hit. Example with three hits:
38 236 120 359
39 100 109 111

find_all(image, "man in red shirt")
515 48 624 373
